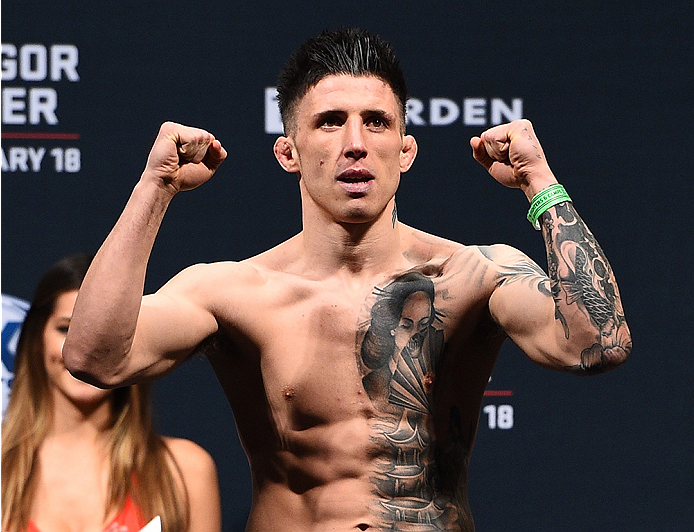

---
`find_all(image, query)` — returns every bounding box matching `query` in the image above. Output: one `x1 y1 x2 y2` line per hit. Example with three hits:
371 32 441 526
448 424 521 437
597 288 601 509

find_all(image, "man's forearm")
63 179 174 386
540 201 631 374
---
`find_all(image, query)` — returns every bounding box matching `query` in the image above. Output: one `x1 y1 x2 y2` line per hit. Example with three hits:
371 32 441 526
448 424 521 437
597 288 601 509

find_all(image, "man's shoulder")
403 224 462 252
475 243 530 265
404 225 520 255
160 260 269 301
402 224 485 266
402 227 533 284
177 260 264 281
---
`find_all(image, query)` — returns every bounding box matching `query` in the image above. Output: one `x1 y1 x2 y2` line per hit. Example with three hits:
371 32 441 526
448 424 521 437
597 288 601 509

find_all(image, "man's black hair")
276 28 408 134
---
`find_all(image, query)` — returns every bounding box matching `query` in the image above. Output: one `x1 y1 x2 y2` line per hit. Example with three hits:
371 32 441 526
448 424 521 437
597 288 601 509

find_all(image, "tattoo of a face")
541 202 631 373
358 272 474 531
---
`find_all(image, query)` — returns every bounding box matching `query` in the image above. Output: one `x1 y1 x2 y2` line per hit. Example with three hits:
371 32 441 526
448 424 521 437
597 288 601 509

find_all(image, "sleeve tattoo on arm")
541 202 631 373
489 250 552 297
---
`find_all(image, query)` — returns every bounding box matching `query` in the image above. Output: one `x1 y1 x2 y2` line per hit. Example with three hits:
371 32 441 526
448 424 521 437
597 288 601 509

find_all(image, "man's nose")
344 119 367 159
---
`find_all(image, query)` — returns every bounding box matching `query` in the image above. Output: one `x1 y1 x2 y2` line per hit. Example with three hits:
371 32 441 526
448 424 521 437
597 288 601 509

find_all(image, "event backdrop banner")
2 1 693 531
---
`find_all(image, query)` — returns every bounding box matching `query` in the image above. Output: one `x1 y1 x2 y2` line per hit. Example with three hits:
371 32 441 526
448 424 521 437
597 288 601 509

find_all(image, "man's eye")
321 117 342 128
367 117 388 129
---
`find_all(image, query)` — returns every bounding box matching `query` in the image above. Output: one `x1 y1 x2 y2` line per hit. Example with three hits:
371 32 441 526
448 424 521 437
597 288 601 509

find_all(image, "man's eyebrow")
312 109 347 122
362 108 396 121
311 109 347 124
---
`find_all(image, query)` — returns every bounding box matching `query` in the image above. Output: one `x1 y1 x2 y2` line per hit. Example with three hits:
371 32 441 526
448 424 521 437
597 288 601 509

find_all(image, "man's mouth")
337 169 374 194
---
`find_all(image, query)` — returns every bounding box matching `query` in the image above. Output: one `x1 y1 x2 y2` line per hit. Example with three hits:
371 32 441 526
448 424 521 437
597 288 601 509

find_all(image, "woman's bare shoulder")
162 436 222 532
162 436 218 479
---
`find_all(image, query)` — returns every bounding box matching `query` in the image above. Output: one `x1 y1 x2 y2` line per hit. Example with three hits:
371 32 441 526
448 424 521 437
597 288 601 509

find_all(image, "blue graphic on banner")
2 293 29 416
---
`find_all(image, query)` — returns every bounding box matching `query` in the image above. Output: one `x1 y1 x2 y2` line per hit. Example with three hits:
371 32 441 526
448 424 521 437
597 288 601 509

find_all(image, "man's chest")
207 269 501 466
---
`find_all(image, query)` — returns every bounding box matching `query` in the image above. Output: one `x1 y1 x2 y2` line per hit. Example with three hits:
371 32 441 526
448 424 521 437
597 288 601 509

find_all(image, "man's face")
275 74 416 225
392 291 433 352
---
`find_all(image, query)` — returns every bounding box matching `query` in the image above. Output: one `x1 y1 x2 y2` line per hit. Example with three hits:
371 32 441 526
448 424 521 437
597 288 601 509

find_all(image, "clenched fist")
143 122 228 193
470 119 557 200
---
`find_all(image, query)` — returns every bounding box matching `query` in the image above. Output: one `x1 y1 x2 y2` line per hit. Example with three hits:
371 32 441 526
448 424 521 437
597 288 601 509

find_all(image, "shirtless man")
63 28 631 531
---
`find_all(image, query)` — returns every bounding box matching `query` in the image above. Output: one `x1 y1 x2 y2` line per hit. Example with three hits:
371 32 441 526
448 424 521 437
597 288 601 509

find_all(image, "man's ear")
273 136 300 173
399 135 418 173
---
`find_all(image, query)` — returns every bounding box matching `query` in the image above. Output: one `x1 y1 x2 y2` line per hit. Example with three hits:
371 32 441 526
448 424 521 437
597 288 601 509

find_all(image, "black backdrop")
2 1 693 530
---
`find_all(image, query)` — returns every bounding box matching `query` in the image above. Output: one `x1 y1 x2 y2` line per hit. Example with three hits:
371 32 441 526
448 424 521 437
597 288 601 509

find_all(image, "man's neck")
299 203 404 279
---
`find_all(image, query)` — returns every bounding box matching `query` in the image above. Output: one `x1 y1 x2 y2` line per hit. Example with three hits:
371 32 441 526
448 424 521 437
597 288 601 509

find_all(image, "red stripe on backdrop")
1 132 81 140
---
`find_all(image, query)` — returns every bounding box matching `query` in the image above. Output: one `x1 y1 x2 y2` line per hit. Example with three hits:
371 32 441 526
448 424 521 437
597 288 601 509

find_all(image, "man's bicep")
486 247 569 368
128 280 219 380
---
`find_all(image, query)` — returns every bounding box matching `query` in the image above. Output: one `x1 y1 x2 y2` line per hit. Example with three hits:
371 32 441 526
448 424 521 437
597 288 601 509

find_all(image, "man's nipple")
282 385 296 401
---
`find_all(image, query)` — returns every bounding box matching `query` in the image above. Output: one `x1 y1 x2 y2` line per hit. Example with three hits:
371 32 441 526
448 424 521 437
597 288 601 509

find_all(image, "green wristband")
527 184 572 230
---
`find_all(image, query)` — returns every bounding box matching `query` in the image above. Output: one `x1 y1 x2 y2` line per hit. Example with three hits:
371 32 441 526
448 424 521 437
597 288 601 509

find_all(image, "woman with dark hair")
1 254 221 532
